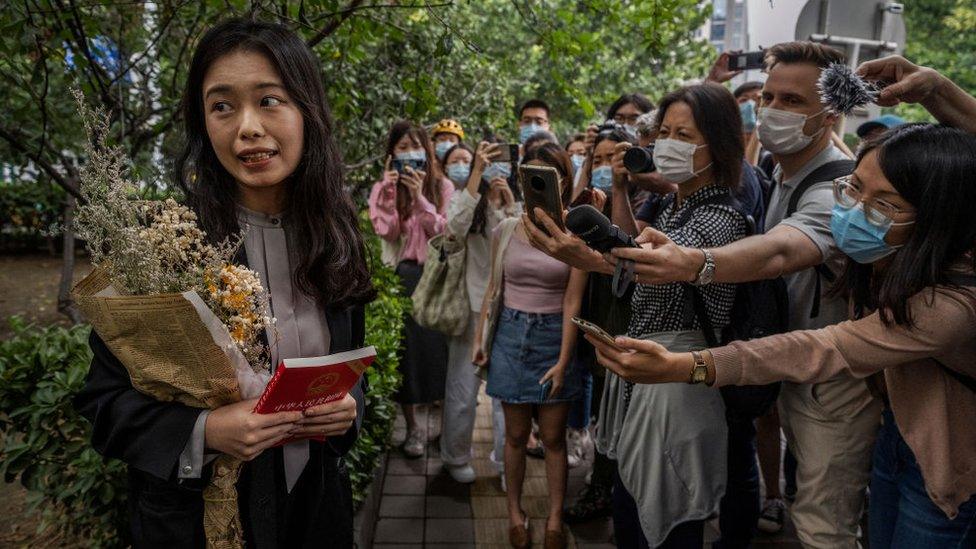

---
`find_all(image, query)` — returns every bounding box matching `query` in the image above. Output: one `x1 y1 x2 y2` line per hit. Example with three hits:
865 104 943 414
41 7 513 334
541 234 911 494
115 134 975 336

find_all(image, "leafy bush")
346 215 407 507
0 178 65 251
0 221 406 544
0 317 127 547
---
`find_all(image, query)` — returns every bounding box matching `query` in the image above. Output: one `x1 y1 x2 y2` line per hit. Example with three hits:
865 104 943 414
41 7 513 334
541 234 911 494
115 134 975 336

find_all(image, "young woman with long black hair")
592 124 976 547
368 121 453 458
75 18 374 548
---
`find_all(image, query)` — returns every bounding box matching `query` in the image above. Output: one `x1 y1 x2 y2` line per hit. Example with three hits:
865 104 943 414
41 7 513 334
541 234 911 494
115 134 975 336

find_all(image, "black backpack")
651 159 855 419
652 191 787 419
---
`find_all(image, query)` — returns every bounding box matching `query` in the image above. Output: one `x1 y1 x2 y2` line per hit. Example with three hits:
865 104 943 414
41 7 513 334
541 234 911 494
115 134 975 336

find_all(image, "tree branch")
305 0 366 48
0 126 83 200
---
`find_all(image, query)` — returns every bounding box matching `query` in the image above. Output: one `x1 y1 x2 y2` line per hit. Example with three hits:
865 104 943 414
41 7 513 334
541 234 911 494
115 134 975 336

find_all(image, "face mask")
482 161 511 182
590 165 613 192
393 150 427 173
740 100 756 133
435 141 454 161
829 203 914 264
653 138 711 184
570 154 585 174
519 123 543 144
446 163 470 186
757 106 827 154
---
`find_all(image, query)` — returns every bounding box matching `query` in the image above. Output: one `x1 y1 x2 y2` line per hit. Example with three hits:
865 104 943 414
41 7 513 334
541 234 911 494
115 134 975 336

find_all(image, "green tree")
896 0 976 121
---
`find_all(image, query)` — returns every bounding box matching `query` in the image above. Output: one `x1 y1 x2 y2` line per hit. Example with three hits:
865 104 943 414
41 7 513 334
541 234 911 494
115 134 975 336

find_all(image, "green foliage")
897 0 976 122
0 177 64 250
0 0 716 197
346 214 407 507
0 318 127 547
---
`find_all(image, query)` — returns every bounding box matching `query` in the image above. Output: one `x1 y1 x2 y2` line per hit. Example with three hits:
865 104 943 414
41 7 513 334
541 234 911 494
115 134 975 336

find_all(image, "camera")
623 144 656 174
596 119 623 137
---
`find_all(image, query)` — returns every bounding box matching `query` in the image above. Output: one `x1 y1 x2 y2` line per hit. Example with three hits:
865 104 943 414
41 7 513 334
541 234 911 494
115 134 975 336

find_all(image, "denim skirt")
486 306 582 404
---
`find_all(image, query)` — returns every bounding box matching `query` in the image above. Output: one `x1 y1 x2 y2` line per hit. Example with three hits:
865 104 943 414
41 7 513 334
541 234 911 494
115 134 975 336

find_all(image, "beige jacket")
711 286 976 518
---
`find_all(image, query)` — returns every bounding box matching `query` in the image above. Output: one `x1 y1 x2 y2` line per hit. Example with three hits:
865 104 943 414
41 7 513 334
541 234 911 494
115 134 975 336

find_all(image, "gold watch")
689 351 709 384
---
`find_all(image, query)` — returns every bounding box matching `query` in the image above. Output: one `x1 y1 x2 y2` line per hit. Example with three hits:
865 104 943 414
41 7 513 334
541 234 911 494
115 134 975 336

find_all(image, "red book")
253 346 376 444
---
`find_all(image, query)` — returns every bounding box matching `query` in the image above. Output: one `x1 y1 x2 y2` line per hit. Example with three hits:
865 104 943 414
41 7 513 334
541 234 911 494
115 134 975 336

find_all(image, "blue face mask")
740 100 757 133
435 141 454 161
519 123 543 144
830 203 913 264
393 150 427 173
446 163 471 186
570 154 585 174
482 162 511 182
590 165 613 192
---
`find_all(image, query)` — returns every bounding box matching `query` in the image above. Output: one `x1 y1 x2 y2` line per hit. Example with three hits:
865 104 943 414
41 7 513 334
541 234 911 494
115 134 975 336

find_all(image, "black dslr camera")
623 144 656 174
595 119 623 137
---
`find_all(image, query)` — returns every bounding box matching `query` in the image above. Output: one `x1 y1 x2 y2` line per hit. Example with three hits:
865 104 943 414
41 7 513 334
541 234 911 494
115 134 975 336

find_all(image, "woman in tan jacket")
587 124 976 548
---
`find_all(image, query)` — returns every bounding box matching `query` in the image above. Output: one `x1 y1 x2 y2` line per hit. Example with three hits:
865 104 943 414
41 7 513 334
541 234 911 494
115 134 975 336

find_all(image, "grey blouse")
178 205 332 492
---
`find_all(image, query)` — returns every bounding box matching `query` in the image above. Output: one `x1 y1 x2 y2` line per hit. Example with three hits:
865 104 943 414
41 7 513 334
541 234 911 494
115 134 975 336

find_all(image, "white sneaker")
566 428 586 469
402 428 425 458
500 472 507 493
445 463 476 484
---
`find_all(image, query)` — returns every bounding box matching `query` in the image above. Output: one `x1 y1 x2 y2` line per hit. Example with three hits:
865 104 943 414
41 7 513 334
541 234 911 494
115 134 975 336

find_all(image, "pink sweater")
711 286 976 519
368 174 454 264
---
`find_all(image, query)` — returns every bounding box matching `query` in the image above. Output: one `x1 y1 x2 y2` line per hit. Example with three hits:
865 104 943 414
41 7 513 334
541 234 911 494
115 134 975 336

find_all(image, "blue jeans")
870 409 976 548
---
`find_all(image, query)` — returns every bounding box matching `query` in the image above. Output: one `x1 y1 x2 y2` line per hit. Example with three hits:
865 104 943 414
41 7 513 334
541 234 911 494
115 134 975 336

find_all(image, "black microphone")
566 205 639 253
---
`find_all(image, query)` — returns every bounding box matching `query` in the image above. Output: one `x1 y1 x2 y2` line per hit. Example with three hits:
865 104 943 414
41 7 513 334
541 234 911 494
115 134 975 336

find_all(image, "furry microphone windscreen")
818 63 879 115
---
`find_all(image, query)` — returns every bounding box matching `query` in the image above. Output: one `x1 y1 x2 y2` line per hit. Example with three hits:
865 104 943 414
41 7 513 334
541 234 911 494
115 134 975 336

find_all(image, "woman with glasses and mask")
589 124 976 548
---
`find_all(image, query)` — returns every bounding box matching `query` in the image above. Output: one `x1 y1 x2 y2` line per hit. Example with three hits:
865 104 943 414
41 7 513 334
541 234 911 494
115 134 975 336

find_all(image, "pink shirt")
368 174 453 264
501 233 570 314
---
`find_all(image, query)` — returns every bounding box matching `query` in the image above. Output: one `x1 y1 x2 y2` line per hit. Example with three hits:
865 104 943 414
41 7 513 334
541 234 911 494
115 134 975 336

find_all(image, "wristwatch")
691 248 715 286
689 351 709 384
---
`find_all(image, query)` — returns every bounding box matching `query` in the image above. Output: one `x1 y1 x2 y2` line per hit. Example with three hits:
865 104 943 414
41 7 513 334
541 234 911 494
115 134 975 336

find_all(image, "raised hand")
707 51 743 84
604 227 702 285
856 55 943 107
522 208 610 274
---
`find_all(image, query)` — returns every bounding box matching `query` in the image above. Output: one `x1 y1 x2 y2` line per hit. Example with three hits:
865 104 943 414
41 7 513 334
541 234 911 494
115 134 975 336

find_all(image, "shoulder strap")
785 159 855 218
782 159 853 318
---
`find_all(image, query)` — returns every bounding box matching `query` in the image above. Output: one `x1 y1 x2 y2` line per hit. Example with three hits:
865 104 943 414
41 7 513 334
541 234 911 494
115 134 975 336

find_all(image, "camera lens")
530 175 546 191
623 145 656 174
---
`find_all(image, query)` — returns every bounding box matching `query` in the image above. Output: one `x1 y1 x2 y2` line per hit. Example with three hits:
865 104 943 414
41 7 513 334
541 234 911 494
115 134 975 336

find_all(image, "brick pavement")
372 387 803 548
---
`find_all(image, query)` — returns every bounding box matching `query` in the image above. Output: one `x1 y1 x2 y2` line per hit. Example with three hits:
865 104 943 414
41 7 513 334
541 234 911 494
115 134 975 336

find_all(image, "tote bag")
411 233 470 336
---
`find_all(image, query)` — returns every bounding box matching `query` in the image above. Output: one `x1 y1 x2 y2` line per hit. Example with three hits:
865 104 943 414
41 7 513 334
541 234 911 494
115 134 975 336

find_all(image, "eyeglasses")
832 175 914 227
520 116 548 126
613 113 640 125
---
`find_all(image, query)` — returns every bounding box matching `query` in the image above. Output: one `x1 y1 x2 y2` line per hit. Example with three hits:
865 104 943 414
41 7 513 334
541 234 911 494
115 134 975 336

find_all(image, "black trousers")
715 415 761 549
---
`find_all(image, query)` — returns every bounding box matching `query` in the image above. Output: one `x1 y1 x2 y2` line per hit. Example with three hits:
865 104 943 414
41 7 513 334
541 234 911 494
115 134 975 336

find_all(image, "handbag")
477 218 520 375
411 233 470 336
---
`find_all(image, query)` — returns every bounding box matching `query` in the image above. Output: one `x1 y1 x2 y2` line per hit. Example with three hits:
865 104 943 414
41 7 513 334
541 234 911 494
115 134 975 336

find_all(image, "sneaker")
757 498 786 534
402 428 425 458
445 463 476 484
563 484 612 524
566 428 590 469
500 473 507 493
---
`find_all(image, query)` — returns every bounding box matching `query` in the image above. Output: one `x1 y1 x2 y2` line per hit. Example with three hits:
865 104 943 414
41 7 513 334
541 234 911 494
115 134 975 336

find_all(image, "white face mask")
756 106 828 155
653 138 711 184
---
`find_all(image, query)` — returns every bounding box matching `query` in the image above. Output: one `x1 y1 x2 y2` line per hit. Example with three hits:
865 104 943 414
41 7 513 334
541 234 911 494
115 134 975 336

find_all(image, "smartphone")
539 379 554 401
570 188 593 208
728 50 766 71
519 164 565 233
572 317 621 349
392 158 427 174
494 143 518 163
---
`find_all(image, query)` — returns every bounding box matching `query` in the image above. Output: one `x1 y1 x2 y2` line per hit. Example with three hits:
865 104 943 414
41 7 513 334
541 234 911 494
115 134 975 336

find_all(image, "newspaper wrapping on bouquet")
73 267 271 549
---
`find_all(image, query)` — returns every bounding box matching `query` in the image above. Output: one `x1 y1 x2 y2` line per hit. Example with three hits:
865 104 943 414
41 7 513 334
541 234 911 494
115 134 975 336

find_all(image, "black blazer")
74 303 367 548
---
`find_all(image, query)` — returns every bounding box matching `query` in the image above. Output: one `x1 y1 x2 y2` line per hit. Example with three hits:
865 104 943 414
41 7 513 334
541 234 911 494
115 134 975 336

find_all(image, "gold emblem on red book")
308 372 341 395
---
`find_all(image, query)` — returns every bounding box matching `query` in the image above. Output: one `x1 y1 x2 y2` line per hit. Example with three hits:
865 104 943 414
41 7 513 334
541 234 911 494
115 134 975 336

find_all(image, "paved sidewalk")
372 387 803 548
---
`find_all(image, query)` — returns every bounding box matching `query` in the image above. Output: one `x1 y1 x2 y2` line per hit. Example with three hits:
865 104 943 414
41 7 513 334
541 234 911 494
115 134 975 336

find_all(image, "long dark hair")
384 120 445 219
834 124 976 327
656 83 743 190
588 127 637 181
175 18 374 308
521 142 574 206
606 93 654 120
